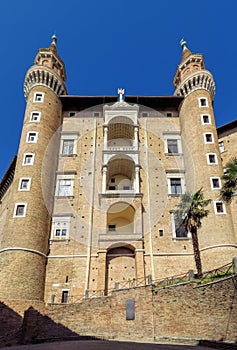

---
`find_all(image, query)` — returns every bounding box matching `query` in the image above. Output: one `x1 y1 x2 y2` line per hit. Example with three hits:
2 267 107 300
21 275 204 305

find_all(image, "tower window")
199 97 208 107
219 141 225 153
170 178 182 195
204 133 214 144
207 153 218 165
14 203 27 217
33 92 44 103
201 114 211 124
214 201 226 214
210 177 221 190
167 139 178 153
26 132 38 143
30 111 41 122
18 178 31 191
23 153 35 165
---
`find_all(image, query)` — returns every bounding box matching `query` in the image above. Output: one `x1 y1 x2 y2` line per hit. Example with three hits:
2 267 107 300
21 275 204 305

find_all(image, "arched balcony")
102 155 140 194
104 116 139 151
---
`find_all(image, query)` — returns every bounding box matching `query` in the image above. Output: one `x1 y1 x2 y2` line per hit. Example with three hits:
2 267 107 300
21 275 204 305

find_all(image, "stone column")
134 126 139 149
135 166 140 193
104 125 108 149
135 248 145 280
97 250 107 295
102 166 107 193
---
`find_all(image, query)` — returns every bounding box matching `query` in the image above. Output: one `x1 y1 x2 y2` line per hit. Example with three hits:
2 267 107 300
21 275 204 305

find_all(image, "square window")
170 178 182 194
19 178 30 191
202 114 211 124
30 112 40 122
14 203 27 217
58 179 73 197
27 132 38 143
207 153 217 165
211 177 221 189
214 201 226 214
108 225 116 231
110 178 115 183
34 92 44 102
199 98 208 107
167 139 178 154
219 141 225 153
23 153 34 165
62 140 74 155
204 133 213 143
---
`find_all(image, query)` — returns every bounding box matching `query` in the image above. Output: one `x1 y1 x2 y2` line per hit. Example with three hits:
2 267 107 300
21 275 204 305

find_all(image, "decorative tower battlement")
24 35 67 99
173 39 215 100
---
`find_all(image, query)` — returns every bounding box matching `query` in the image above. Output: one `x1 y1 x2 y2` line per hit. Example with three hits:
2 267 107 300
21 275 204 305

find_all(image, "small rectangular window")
62 140 74 155
214 201 226 214
159 229 164 237
123 186 130 190
204 133 214 144
27 132 38 143
55 228 67 237
19 178 31 191
110 178 116 183
108 186 116 190
14 203 27 217
201 114 211 124
167 139 178 154
57 179 73 197
199 97 208 107
166 112 173 117
207 153 218 165
210 177 221 190
34 92 44 102
61 290 69 303
219 141 225 153
170 178 182 194
23 153 35 165
108 225 116 232
69 112 76 117
30 112 41 122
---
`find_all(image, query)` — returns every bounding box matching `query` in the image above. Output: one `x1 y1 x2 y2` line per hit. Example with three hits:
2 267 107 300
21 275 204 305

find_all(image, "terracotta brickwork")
6 277 236 344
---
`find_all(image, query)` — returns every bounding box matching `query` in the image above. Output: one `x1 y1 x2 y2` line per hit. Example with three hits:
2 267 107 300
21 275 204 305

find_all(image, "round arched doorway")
105 245 135 293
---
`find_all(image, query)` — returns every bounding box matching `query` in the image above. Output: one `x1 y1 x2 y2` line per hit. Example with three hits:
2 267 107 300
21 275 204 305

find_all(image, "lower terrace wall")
23 276 237 344
1 276 237 345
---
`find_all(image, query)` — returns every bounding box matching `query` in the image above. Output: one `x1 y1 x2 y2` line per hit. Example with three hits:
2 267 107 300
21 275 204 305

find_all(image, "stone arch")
106 156 135 191
107 116 134 146
107 202 135 233
105 244 136 293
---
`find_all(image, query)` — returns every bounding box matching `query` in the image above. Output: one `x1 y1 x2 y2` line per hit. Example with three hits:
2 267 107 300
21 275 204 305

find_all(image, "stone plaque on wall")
126 299 135 320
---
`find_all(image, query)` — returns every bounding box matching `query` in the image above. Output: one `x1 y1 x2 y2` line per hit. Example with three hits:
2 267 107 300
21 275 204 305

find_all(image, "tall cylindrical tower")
0 36 67 302
173 40 236 269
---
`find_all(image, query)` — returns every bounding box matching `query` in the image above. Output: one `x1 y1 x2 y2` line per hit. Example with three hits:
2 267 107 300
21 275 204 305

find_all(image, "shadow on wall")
0 303 91 347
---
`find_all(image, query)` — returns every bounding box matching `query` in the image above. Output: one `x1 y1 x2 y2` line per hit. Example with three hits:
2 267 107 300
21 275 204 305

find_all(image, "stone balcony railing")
99 232 143 243
104 145 137 152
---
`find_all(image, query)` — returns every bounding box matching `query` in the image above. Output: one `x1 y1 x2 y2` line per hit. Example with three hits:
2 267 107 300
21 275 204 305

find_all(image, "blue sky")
0 0 237 179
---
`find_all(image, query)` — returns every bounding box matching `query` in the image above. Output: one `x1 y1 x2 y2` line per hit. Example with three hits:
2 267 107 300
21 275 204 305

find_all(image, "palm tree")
220 157 237 203
174 188 211 278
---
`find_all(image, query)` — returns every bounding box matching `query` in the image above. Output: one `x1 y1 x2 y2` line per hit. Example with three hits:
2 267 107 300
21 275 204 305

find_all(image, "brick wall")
12 276 237 344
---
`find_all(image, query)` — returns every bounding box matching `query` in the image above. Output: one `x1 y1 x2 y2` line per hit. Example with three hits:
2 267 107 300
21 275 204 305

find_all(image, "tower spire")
50 33 57 52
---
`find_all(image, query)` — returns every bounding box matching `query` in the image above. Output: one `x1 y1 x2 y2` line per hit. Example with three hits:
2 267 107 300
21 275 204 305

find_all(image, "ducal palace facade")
0 37 236 305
